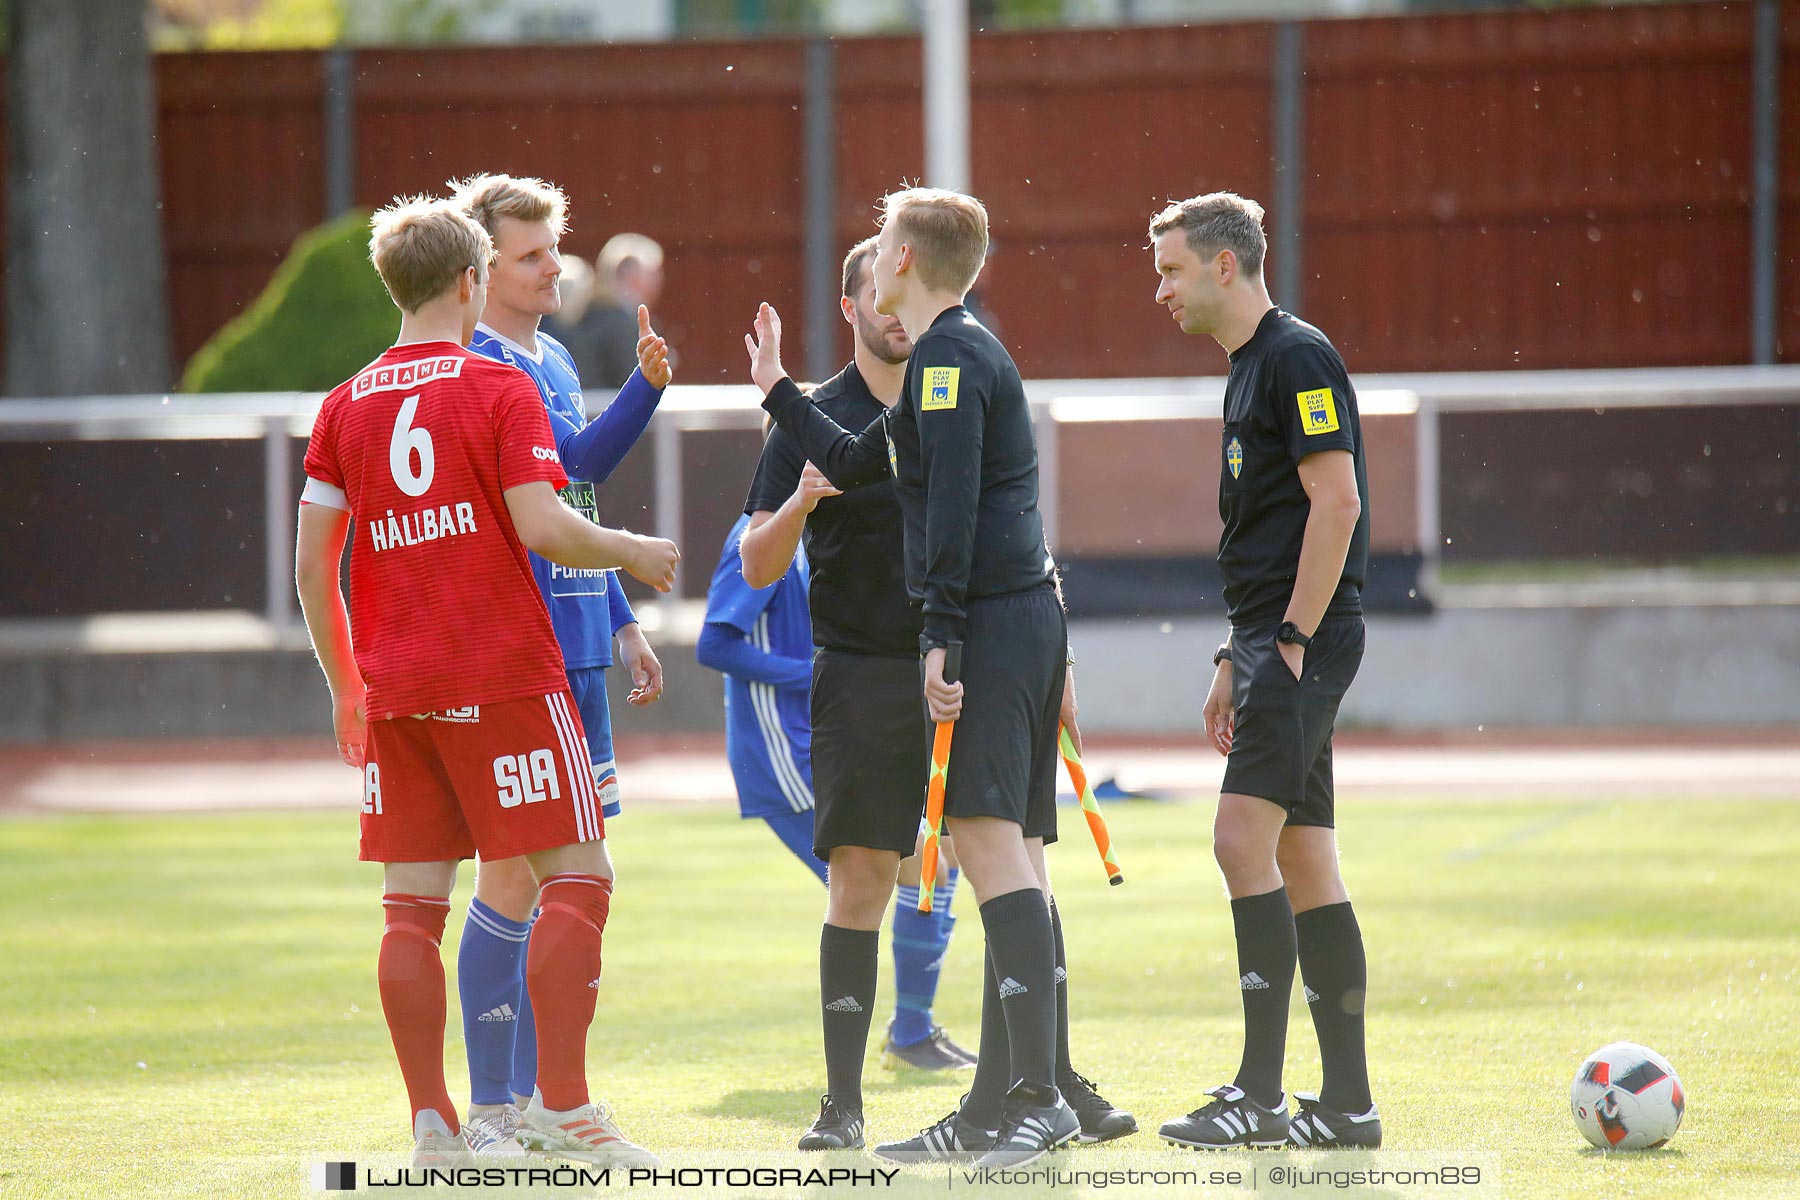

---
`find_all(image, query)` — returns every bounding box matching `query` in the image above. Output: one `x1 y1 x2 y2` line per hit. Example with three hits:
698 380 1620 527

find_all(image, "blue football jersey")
468 323 635 670
704 514 813 817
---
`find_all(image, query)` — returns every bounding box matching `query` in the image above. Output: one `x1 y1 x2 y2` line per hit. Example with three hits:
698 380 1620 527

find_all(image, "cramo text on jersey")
370 502 477 553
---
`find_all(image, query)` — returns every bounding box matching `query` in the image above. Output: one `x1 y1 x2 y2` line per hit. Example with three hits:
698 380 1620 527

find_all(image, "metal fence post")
923 0 971 194
1751 0 1781 365
1035 401 1060 559
1271 21 1305 313
323 47 356 219
264 417 294 627
804 38 838 384
1415 394 1440 602
653 411 684 597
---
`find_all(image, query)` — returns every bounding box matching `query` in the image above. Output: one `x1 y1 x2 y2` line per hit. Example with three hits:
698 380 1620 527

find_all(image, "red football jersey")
303 341 573 720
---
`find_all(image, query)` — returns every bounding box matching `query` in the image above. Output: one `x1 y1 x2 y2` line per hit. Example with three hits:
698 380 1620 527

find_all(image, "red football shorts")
359 690 606 863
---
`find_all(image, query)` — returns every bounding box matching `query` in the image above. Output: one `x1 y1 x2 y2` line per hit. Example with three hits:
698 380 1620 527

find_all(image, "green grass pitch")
2 792 1796 1198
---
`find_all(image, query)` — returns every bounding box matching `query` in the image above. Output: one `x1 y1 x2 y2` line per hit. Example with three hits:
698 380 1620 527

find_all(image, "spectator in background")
564 233 667 389
549 254 597 335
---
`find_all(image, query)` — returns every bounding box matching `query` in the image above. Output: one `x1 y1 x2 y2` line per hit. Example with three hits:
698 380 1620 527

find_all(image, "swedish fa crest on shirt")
1227 436 1244 479
920 366 960 411
1297 387 1340 435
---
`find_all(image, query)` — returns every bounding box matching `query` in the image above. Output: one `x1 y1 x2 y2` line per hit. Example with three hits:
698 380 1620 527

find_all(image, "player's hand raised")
636 305 672 389
626 534 681 593
795 462 842 514
744 302 786 395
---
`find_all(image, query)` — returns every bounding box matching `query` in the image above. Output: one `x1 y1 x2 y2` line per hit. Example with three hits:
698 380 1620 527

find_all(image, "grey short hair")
1149 192 1267 278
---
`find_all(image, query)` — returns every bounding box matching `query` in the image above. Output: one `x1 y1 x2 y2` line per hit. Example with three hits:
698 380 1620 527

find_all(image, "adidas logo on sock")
1304 985 1321 1003
825 996 865 1013
1240 972 1271 991
478 1003 516 1022
1053 967 1067 984
998 977 1028 998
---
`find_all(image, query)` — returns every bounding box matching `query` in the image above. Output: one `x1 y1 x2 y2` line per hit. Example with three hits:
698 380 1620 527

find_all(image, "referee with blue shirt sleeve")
1147 193 1380 1153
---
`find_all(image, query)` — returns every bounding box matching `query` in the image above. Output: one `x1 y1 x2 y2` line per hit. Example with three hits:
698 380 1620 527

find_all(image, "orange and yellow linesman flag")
917 644 962 913
1058 723 1123 886
917 720 953 913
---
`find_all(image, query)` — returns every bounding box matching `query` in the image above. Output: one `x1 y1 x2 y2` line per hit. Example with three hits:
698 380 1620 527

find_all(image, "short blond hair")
452 173 569 241
879 188 988 295
368 196 492 313
1149 192 1267 277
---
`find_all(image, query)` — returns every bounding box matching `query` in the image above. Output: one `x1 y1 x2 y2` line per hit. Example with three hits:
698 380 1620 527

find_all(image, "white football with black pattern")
1570 1041 1684 1151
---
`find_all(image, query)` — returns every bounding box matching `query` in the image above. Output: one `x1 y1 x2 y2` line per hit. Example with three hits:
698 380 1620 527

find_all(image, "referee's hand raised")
744 302 787 395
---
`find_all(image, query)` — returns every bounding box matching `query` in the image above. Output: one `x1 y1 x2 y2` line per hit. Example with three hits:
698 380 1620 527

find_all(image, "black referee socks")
1050 897 1073 1078
1229 886 1298 1109
819 923 878 1113
979 888 1058 1092
1296 901 1372 1115
961 946 1012 1130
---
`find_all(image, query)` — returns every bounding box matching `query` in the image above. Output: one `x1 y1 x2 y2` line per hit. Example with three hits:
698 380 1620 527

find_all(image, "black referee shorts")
1221 614 1365 828
811 649 931 861
941 582 1063 845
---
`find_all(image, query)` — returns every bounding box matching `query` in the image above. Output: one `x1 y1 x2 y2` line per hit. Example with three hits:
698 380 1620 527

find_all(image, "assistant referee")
741 234 1134 1157
746 188 1084 1169
1146 193 1381 1153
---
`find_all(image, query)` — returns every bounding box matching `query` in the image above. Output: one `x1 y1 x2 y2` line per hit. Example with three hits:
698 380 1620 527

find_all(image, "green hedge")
180 210 397 393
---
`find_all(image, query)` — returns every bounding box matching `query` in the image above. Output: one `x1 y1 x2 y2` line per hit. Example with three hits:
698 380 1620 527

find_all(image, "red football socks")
378 893 458 1133
527 873 613 1111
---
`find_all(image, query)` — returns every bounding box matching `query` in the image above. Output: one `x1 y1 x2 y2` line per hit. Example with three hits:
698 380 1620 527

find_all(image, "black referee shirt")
1219 307 1371 624
743 361 918 658
762 305 1054 649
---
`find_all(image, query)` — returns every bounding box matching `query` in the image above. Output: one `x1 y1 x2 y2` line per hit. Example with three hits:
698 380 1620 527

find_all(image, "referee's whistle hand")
923 648 964 722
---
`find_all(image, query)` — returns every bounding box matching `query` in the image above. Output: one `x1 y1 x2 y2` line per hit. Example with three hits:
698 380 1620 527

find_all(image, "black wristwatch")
1211 644 1232 667
1276 622 1312 649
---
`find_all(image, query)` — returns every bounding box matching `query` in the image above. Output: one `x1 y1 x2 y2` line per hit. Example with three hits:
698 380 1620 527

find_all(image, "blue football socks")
458 897 532 1107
